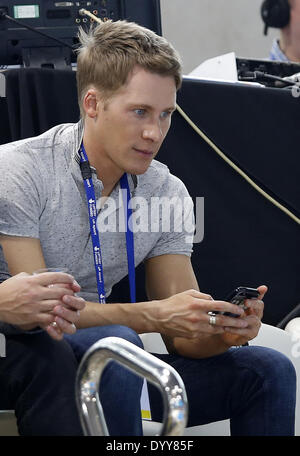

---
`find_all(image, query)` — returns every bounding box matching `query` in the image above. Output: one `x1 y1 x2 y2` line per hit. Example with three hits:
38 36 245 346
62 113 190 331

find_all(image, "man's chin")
125 163 153 176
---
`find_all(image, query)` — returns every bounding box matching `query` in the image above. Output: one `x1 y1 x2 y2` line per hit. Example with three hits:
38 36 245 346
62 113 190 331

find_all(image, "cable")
79 8 103 24
176 103 300 226
0 9 75 51
239 70 298 88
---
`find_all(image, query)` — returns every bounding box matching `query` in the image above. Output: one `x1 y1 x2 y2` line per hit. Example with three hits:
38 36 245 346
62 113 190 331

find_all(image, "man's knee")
84 324 144 350
256 347 295 379
239 346 297 393
108 325 144 350
65 325 144 362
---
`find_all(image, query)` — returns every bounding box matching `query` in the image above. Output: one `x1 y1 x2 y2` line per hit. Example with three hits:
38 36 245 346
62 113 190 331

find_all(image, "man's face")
90 66 177 177
289 0 300 40
290 0 300 20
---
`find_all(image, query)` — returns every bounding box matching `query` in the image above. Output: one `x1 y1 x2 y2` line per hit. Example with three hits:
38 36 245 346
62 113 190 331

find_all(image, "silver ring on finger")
50 321 58 328
209 314 217 326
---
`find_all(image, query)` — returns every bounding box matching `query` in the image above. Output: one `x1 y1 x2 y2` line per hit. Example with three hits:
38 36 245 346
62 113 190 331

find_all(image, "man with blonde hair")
0 20 296 435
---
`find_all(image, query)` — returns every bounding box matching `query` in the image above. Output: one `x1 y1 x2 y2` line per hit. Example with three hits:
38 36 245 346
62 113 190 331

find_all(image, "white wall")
160 0 279 74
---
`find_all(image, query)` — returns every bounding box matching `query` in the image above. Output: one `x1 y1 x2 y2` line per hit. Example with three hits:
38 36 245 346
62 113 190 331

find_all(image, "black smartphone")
217 286 260 318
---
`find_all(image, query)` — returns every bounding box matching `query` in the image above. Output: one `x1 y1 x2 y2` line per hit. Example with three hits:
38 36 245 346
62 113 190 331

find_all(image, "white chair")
141 323 300 436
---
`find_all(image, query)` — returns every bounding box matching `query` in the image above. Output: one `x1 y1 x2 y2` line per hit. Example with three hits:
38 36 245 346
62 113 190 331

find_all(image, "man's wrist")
16 323 39 331
140 300 164 333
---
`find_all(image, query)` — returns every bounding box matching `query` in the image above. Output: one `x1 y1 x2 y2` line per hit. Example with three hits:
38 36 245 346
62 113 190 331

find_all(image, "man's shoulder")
140 159 188 195
0 122 78 161
147 159 169 175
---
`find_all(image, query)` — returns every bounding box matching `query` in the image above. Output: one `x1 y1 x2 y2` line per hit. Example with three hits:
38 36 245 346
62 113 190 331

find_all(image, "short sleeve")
0 145 44 238
145 176 195 260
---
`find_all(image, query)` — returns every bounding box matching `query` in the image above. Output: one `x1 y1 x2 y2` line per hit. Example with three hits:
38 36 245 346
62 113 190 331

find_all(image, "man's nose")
142 120 163 142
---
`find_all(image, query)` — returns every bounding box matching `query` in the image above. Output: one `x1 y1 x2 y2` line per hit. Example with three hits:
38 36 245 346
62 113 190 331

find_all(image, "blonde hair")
76 20 182 117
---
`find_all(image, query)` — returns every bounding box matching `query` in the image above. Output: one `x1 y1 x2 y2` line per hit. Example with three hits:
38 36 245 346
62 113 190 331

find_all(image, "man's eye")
134 109 146 116
160 111 172 119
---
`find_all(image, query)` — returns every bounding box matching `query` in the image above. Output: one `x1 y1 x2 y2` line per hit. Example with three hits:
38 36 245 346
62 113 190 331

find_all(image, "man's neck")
280 28 300 62
82 132 123 196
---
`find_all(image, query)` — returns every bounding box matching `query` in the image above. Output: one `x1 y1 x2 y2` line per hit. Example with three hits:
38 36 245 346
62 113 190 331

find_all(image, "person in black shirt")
262 0 300 62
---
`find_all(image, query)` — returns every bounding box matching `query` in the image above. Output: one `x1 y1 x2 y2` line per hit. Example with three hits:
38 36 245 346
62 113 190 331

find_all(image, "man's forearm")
77 300 160 333
78 300 233 359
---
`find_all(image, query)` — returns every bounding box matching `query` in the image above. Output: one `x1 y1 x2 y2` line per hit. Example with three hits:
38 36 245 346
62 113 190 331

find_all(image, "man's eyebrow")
128 103 176 112
167 106 177 112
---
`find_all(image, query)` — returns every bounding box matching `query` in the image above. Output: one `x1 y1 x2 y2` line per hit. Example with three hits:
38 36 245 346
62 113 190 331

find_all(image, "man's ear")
82 88 101 119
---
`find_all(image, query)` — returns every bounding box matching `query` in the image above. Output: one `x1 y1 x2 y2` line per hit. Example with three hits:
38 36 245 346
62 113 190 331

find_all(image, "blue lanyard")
79 143 136 303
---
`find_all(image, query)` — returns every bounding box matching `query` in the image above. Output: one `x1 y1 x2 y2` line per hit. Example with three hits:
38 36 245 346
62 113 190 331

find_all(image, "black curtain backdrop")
0 68 80 142
0 68 299 326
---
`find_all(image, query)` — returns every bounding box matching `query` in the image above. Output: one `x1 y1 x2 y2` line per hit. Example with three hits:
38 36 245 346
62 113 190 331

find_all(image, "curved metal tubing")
75 336 188 436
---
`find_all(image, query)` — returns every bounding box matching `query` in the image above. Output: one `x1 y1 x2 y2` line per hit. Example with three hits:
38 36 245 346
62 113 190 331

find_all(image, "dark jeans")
65 325 297 436
0 331 83 436
65 325 145 436
151 347 297 435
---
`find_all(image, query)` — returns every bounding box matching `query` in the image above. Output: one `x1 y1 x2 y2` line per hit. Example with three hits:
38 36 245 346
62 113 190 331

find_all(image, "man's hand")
152 289 249 339
0 272 85 340
42 292 86 340
219 285 267 347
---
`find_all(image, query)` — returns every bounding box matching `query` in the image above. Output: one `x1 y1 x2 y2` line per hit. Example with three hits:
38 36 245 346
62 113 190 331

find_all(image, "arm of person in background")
0 272 85 340
0 236 85 340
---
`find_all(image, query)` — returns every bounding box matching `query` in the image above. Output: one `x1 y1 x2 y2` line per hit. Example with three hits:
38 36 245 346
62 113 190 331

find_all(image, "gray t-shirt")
0 121 194 303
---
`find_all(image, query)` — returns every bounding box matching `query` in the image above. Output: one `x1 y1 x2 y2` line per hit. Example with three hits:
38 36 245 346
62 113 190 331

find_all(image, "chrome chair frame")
75 336 188 436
